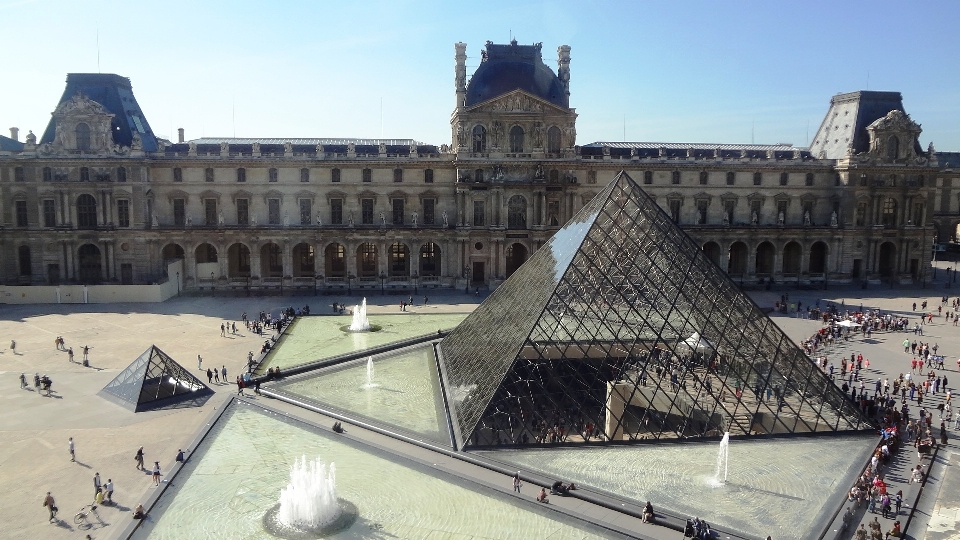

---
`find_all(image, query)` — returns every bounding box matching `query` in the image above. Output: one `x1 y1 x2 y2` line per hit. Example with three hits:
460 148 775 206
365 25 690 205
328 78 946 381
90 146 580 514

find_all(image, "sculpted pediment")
54 94 112 118
867 110 921 134
467 90 568 114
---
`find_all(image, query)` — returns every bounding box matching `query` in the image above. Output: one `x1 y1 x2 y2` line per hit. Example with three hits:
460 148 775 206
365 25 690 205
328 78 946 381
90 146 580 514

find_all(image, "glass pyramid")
437 171 874 449
98 345 212 412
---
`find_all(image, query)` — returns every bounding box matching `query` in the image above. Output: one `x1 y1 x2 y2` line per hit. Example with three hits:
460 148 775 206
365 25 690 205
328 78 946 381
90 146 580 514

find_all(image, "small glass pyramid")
99 345 212 412
438 171 874 448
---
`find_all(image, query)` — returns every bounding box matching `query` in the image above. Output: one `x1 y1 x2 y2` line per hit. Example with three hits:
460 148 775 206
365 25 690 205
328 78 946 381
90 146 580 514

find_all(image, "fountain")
708 432 730 487
362 356 378 389
263 455 356 538
348 298 371 332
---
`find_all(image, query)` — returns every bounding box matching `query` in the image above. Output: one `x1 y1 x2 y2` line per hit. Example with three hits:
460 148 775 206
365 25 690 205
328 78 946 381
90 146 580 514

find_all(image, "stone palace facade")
0 39 954 294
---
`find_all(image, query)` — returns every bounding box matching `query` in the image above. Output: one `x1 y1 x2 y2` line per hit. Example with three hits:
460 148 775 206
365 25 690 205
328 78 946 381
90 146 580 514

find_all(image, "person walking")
213 368 220 383
198 354 203 370
104 479 113 503
82 345 91 364
206 368 213 384
68 437 75 462
222 365 227 383
20 372 27 389
43 492 57 523
513 472 522 493
93 472 101 498
135 446 145 470
10 339 16 354
152 462 162 486
220 323 226 337
67 347 74 363
237 376 244 396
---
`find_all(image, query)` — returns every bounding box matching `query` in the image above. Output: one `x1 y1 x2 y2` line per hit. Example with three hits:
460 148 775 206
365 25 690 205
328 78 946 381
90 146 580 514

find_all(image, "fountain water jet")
348 298 371 332
708 432 730 487
362 357 378 389
263 456 357 538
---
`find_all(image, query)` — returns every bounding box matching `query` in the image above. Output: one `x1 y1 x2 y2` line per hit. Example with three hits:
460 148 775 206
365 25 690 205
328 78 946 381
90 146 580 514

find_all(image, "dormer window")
886 135 899 159
76 123 91 151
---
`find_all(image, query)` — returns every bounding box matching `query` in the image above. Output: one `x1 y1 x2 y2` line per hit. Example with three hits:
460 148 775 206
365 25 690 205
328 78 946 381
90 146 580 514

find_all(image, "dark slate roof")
808 91 923 160
465 40 568 108
189 137 421 145
585 142 799 150
937 152 960 169
0 134 24 152
40 73 159 152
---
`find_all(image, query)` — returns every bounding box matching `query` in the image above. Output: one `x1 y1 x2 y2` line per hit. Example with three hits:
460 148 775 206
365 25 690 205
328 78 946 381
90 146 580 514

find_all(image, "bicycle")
74 504 100 527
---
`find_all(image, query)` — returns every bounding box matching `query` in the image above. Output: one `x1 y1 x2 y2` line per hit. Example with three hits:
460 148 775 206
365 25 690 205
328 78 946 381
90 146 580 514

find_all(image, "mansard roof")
0 134 24 152
40 73 159 152
809 90 923 160
188 137 422 146
466 40 568 109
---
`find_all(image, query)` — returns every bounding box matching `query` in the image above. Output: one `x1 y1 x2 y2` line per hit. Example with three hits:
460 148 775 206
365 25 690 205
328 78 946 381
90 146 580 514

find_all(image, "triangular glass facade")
99 345 211 411
438 171 874 448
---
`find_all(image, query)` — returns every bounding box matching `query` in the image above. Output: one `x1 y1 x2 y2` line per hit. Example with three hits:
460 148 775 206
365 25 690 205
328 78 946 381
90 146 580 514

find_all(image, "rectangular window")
237 199 249 225
547 200 560 226
205 168 214 182
330 198 343 225
300 198 312 225
300 168 310 183
361 198 374 224
473 200 485 226
117 199 130 227
268 198 280 225
805 173 814 186
753 172 762 186
237 168 246 182
643 171 653 184
392 199 404 224
173 198 185 226
43 167 52 182
205 199 217 226
726 171 735 185
394 168 403 183
671 171 680 184
696 200 708 224
913 203 924 225
750 200 762 223
779 172 789 186
668 200 681 223
15 200 28 227
117 167 127 182
699 171 708 185
331 168 341 183
269 168 279 182
173 167 183 182
424 169 434 183
14 166 25 182
120 263 133 285
80 167 90 182
777 201 788 223
423 199 435 225
43 199 57 227
362 168 372 183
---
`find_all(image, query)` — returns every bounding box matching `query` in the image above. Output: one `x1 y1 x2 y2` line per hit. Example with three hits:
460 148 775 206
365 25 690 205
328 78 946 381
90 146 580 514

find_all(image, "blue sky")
3 0 959 150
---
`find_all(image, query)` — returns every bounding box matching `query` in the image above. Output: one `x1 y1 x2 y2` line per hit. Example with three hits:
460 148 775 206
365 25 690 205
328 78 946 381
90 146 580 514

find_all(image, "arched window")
509 126 525 153
76 123 91 151
507 195 527 229
420 243 441 276
472 125 486 153
77 194 97 229
546 126 561 154
882 198 898 228
886 135 899 159
325 243 346 277
389 243 409 277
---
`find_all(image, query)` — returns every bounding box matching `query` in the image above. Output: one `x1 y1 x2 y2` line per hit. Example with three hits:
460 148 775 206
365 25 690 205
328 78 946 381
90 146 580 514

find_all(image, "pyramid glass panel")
98 345 211 412
438 172 875 448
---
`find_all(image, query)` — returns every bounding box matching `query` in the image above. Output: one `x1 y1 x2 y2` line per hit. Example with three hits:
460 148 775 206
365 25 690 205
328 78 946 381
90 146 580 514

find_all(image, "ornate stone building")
0 40 947 294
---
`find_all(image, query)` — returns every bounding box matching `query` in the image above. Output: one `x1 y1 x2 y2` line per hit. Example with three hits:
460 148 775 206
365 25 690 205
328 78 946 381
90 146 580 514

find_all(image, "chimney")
9 127 19 141
178 128 185 143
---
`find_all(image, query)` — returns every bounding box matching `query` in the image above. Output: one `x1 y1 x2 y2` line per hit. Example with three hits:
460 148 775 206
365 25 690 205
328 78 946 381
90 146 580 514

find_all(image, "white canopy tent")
680 332 716 352
835 320 860 328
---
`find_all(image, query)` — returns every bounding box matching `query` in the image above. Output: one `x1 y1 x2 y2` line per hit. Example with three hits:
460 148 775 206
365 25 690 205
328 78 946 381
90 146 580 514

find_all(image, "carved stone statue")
751 211 759 225
778 210 785 225
411 211 418 227
284 141 293 154
533 122 544 148
25 130 36 145
564 125 576 147
348 211 354 227
251 214 258 227
378 142 387 154
316 143 324 154
131 132 143 151
316 210 323 226
440 144 450 153
456 123 466 148
492 121 503 148
803 210 811 226
188 141 197 154
218 211 224 225
722 213 730 225
347 142 355 154
409 143 417 156
695 213 703 225
535 163 544 180
380 212 385 226
185 215 192 227
442 211 449 228
220 141 230 154
830 211 838 227
283 212 289 227
252 142 261 154
152 214 160 228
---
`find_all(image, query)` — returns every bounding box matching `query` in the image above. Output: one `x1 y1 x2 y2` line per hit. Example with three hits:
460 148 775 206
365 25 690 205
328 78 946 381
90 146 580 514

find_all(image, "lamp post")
379 271 386 295
347 273 354 295
412 271 419 295
210 271 215 295
176 271 180 295
464 265 472 294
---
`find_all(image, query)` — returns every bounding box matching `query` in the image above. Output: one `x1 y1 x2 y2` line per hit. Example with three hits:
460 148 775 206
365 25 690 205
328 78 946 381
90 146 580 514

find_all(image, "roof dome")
465 41 568 108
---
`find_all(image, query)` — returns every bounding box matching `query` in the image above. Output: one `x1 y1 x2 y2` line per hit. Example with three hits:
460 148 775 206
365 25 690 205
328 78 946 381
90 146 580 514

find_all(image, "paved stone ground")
2 283 960 540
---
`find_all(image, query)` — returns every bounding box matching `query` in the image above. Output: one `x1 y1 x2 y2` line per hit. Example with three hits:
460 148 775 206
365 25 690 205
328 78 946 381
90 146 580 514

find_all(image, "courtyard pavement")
1 282 959 540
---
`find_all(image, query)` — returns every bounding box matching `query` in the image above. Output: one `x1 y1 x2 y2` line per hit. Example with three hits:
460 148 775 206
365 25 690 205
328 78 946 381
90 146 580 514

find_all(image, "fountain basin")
262 500 358 539
339 324 382 334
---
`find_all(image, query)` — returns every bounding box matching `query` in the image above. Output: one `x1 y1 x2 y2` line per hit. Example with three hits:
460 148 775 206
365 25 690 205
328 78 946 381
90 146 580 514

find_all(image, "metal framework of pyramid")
98 345 212 412
437 171 875 449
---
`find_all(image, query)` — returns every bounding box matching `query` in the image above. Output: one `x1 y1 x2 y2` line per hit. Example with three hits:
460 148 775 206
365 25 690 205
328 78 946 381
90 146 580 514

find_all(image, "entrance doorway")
77 244 102 284
472 261 485 284
878 242 896 278
505 243 527 277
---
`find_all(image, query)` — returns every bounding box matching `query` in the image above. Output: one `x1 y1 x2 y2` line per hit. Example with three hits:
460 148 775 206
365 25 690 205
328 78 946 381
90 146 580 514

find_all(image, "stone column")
315 241 326 277
719 242 730 273
282 241 293 278
250 244 262 279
